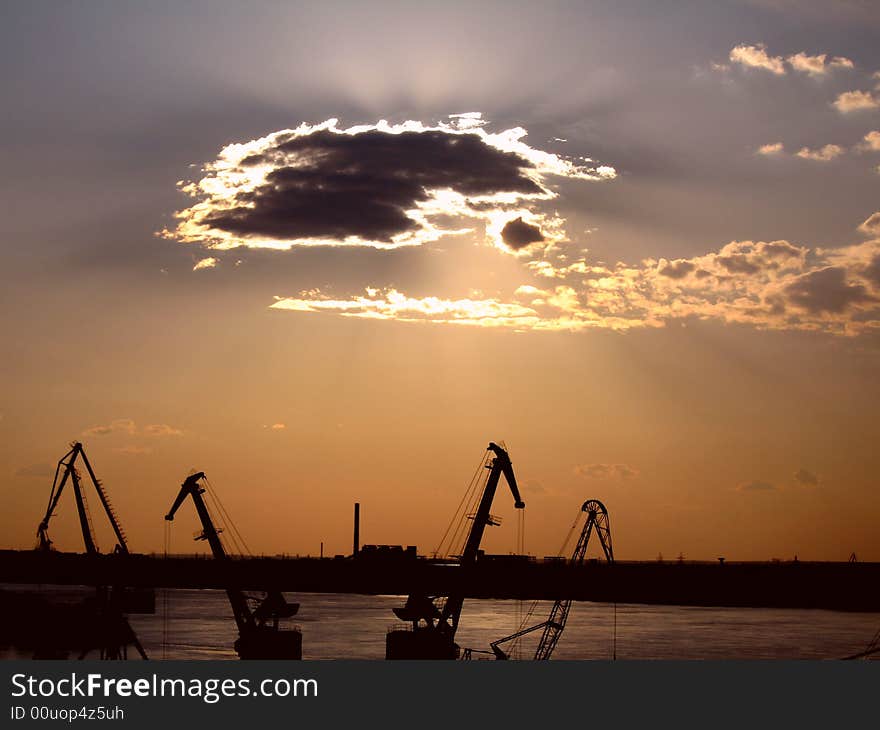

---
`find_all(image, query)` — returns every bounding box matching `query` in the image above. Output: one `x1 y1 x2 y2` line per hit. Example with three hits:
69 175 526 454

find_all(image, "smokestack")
353 502 360 557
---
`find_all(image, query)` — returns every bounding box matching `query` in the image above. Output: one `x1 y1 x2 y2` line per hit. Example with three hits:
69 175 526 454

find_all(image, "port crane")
386 442 525 659
488 499 613 660
34 441 148 659
164 472 302 659
37 442 128 554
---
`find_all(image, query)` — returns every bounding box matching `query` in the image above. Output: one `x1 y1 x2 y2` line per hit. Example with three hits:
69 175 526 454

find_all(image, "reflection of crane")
34 442 148 659
165 472 302 659
489 499 613 660
386 442 525 659
37 442 128 554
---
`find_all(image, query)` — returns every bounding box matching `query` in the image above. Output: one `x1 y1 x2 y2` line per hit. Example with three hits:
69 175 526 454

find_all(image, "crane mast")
164 472 302 659
440 442 525 636
386 442 525 659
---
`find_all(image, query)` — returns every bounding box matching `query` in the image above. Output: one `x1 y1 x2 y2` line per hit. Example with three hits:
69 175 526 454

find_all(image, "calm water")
2 585 877 660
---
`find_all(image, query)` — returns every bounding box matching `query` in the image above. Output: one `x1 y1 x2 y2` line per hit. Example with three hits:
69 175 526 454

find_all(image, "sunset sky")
2 0 879 561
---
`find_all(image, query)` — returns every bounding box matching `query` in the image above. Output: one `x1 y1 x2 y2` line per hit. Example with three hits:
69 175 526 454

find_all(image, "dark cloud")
500 216 545 250
717 254 761 275
793 468 819 486
863 254 880 288
784 267 875 314
204 129 543 244
658 259 695 279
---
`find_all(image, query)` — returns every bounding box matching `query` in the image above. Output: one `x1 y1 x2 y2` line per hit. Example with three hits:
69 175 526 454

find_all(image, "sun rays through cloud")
162 114 615 254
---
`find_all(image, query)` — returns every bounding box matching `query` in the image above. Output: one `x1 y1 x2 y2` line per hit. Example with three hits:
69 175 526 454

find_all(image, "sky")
2 0 879 561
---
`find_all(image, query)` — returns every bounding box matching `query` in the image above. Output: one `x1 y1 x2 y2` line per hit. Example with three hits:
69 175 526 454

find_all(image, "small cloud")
729 43 786 75
833 90 880 113
263 423 286 430
115 445 153 456
861 131 880 152
657 259 696 279
793 468 819 486
82 419 183 438
143 424 184 437
757 142 784 156
524 478 546 494
736 479 776 492
573 463 639 480
82 418 137 437
193 257 219 271
787 52 854 76
795 144 844 161
858 212 880 237
14 463 53 478
500 216 545 250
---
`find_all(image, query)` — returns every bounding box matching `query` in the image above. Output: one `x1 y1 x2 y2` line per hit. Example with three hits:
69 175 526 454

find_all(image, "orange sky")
2 2 879 562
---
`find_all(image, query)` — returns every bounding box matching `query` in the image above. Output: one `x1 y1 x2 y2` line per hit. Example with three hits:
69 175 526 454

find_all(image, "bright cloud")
726 44 854 77
757 142 784 155
163 115 615 255
858 211 880 237
193 257 218 271
861 131 880 152
787 52 853 76
272 223 880 336
833 90 880 112
796 144 844 161
729 44 786 74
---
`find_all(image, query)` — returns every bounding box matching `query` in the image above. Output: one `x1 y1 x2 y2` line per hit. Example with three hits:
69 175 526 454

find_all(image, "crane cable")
203 477 252 557
508 506 584 657
514 507 526 658
450 454 490 557
434 451 490 558
162 519 172 660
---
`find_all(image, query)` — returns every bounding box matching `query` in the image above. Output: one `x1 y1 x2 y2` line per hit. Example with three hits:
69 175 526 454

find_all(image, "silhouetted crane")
386 442 525 659
34 442 148 659
488 499 613 660
165 472 302 659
